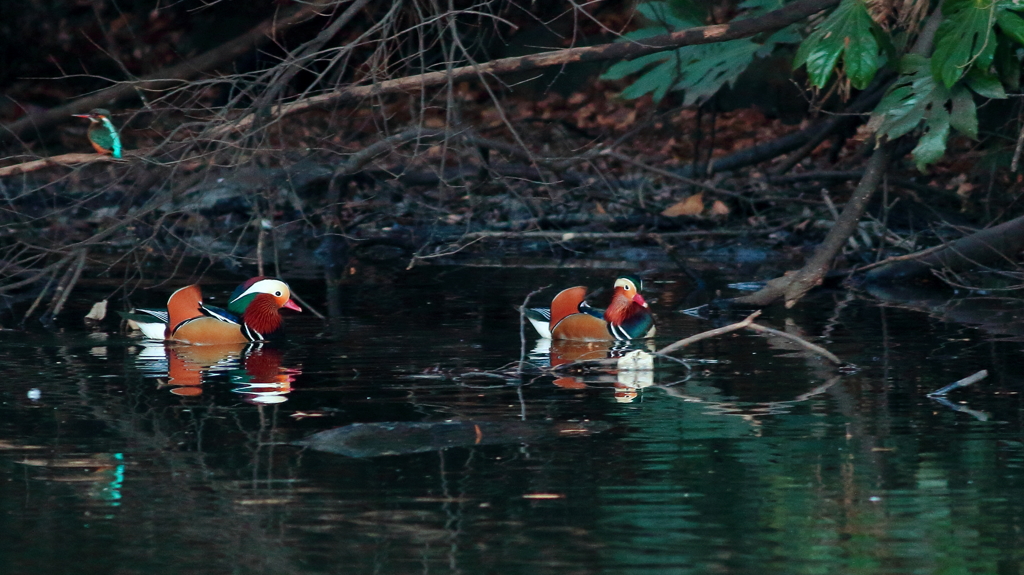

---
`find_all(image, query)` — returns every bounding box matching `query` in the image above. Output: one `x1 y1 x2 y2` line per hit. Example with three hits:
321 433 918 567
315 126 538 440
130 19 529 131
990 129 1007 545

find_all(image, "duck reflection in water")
136 342 300 403
534 338 656 402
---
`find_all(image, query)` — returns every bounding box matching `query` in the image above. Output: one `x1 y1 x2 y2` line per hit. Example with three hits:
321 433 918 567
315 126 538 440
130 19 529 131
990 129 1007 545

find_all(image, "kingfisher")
72 108 122 158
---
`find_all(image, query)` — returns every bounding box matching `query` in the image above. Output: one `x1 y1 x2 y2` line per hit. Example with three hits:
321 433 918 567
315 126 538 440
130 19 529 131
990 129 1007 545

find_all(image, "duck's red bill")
283 299 302 312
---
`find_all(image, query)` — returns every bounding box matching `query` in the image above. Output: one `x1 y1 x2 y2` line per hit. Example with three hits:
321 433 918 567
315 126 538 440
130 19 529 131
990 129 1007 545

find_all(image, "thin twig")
851 242 948 273
48 249 87 319
407 236 487 269
0 2 323 146
659 311 762 355
21 265 62 323
0 254 75 294
289 290 326 321
601 150 751 202
548 309 845 372
1012 123 1024 172
793 375 842 401
212 0 839 136
256 217 266 278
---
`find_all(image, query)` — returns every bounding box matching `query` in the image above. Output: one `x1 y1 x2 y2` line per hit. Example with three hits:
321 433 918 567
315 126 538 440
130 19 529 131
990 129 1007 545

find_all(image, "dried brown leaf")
661 192 704 217
709 200 730 217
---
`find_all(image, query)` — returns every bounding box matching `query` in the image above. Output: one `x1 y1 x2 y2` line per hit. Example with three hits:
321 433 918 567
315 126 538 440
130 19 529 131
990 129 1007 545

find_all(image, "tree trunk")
729 141 894 308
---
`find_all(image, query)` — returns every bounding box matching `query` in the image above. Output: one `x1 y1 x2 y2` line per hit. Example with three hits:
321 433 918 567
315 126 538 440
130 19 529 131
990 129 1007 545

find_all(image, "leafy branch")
600 0 802 104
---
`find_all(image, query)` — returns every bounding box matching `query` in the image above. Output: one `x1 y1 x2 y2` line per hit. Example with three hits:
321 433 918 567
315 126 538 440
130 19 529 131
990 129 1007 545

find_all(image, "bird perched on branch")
523 275 655 341
72 108 122 158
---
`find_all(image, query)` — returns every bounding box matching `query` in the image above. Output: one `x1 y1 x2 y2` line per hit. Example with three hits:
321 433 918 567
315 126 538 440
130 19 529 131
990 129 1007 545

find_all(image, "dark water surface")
2 266 1024 574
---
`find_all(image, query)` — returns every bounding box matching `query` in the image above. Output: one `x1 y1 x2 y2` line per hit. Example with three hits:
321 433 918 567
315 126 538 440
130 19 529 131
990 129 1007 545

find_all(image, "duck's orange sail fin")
549 286 587 330
166 285 204 337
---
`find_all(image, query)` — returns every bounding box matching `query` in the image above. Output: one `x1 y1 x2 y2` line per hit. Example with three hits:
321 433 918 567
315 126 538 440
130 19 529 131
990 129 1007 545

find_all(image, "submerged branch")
658 311 762 356
657 314 844 365
554 310 845 373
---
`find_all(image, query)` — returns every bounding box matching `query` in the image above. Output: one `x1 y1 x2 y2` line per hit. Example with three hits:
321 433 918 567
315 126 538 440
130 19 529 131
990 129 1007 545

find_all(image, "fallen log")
862 213 1024 284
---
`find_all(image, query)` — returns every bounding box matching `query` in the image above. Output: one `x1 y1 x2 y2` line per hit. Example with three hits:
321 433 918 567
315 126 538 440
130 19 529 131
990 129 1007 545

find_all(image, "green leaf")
870 55 963 170
665 0 709 24
620 59 678 101
845 28 882 89
671 40 762 105
794 32 844 87
949 85 978 139
603 53 672 81
871 56 934 139
998 0 1024 11
761 25 803 53
931 0 997 88
639 1 697 28
793 0 881 89
964 66 1008 97
737 0 787 12
996 8 1024 44
912 107 951 171
601 1 800 104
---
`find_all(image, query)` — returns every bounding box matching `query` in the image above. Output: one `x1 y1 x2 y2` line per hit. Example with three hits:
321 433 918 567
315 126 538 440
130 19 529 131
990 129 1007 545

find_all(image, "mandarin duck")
120 277 301 344
72 108 122 158
524 275 655 341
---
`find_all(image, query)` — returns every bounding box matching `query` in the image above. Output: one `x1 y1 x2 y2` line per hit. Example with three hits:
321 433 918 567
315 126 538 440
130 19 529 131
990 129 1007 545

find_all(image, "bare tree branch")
213 0 840 136
0 2 323 146
0 153 121 177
